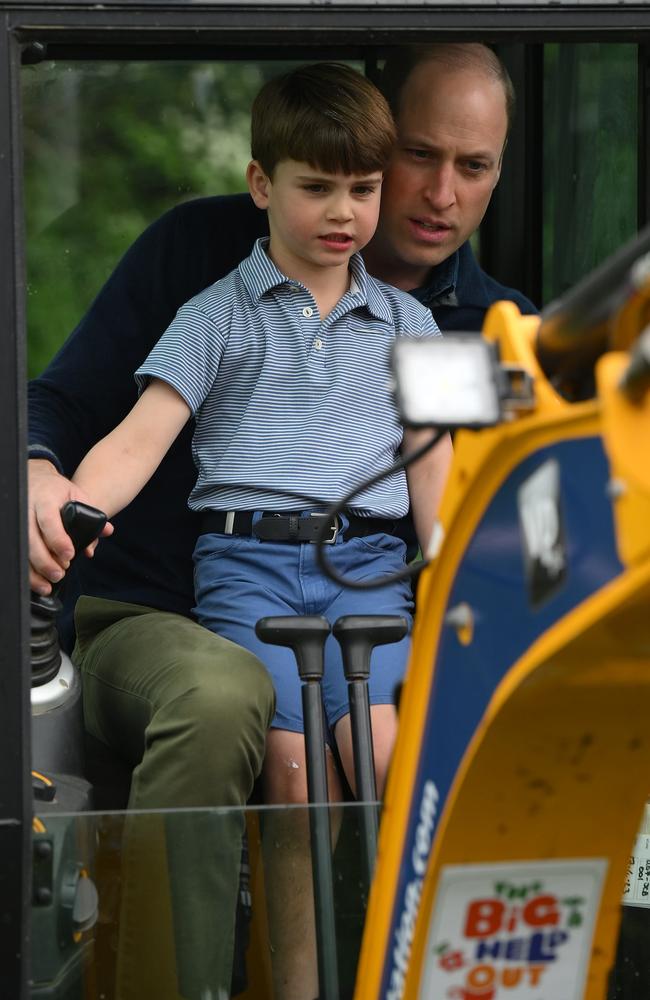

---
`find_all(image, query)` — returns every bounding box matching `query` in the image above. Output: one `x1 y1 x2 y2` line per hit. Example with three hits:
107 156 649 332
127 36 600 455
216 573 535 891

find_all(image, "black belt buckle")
310 512 338 544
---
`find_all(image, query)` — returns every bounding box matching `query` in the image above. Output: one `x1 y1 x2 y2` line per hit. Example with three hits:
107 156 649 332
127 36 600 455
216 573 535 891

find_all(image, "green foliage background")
542 43 638 304
22 60 301 377
22 45 638 376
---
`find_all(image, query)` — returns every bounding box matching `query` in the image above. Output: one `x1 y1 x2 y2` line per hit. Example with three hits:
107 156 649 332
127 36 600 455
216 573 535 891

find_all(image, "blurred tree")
21 48 640 369
22 59 300 376
542 43 637 304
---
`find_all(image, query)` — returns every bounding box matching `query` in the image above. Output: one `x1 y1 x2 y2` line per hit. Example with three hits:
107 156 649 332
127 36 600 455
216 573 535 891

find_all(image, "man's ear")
494 137 507 188
247 160 271 208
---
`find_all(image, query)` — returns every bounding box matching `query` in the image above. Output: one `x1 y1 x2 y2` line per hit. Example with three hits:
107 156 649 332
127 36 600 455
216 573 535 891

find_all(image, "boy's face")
247 159 383 279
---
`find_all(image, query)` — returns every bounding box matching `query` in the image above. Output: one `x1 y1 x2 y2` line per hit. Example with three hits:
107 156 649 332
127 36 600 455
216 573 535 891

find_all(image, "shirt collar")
410 241 492 311
347 250 393 323
410 249 460 308
239 237 393 324
239 238 288 299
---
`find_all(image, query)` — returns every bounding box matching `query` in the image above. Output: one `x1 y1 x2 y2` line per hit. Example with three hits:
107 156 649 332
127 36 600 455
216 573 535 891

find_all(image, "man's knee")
135 651 273 808
76 602 275 727
179 642 276 739
131 632 275 808
76 603 275 772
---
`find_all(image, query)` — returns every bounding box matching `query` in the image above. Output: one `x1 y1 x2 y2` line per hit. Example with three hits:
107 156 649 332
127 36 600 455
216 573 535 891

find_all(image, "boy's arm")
28 194 264 594
403 428 453 554
72 379 191 519
28 204 198 593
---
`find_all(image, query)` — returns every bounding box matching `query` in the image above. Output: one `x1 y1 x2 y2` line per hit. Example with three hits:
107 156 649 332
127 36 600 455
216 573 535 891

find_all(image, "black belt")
200 510 403 544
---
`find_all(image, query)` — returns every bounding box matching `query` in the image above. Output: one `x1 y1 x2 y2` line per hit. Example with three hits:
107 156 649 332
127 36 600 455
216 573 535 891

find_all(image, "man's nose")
423 163 456 210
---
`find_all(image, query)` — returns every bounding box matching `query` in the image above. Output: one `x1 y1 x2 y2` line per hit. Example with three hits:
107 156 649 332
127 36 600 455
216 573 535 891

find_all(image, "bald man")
366 43 532 323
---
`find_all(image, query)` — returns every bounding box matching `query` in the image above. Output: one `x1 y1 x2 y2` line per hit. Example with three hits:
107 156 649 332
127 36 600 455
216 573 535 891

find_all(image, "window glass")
31 802 650 997
21 60 306 376
32 803 374 998
24 46 640 367
543 43 638 304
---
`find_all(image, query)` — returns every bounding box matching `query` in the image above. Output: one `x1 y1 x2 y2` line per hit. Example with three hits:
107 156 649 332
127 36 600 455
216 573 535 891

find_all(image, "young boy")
72 62 451 999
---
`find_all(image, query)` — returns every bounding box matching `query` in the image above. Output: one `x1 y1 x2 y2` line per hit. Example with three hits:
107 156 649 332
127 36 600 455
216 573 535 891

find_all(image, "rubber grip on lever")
60 501 107 555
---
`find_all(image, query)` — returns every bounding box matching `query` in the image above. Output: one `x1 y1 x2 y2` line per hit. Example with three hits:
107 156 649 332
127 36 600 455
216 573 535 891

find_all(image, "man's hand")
28 459 113 595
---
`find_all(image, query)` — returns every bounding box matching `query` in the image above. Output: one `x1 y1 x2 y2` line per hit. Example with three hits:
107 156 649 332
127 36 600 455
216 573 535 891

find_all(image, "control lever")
255 615 339 1000
31 501 107 795
333 614 409 886
31 501 107 687
54 501 108 597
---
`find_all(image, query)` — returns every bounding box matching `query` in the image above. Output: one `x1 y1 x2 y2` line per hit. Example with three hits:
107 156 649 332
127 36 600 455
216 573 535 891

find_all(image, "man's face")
367 61 508 289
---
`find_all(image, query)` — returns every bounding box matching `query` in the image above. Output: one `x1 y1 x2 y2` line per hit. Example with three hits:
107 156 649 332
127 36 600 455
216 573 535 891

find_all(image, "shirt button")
314 338 323 350
302 306 314 318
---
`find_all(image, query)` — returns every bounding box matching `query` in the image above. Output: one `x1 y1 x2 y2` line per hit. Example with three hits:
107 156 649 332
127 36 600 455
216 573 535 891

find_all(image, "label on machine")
623 831 650 908
418 858 606 1000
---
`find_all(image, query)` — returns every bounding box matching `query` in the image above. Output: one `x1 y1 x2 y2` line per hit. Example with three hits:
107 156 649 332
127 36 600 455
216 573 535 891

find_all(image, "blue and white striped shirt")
135 238 440 517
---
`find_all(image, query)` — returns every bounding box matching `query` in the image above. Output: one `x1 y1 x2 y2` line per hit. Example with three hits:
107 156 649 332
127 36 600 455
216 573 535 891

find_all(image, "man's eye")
465 161 488 174
405 148 430 160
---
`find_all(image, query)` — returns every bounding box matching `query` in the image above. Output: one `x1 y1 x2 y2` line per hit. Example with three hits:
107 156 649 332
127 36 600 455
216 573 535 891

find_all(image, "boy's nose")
326 195 354 221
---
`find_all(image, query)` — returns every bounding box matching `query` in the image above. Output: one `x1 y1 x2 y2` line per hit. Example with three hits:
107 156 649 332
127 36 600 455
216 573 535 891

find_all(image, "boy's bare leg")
262 729 343 1000
334 704 398 798
262 708 397 1000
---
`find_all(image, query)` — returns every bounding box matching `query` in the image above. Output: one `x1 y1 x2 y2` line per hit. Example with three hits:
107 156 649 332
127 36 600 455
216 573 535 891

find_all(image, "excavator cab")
3 2 650 998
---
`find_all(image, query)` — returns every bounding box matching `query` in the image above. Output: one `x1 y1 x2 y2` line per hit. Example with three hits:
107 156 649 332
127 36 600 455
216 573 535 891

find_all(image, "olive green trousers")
73 597 275 1000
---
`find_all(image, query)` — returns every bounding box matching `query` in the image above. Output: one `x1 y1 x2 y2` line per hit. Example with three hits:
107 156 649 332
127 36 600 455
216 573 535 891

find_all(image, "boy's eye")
303 183 327 193
352 185 377 196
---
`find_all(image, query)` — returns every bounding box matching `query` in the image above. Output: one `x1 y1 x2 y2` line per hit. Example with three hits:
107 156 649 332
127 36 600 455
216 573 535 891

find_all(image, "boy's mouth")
319 233 354 249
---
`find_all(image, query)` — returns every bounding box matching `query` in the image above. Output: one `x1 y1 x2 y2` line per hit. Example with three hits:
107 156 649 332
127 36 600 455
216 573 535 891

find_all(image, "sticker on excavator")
623 833 650 908
517 459 568 607
417 859 607 1000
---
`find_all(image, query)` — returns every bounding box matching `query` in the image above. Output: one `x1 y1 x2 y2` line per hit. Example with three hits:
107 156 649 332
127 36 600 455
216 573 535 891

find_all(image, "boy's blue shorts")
193 526 414 735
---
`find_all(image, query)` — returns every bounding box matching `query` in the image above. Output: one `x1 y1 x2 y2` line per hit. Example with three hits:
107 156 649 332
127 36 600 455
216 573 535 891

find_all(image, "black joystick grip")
60 501 107 556
47 501 107 601
30 502 107 687
333 615 409 680
255 616 331 681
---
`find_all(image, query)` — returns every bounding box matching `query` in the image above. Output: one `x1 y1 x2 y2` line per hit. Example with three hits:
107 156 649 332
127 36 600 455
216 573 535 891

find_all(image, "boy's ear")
247 160 271 208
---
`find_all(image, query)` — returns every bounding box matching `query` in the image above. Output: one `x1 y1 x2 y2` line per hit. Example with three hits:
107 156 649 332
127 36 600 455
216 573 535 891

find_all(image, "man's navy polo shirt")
411 238 537 332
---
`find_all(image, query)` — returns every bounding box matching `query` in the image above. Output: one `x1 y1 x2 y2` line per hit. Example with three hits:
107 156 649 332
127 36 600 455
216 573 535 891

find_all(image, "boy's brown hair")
251 62 396 178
